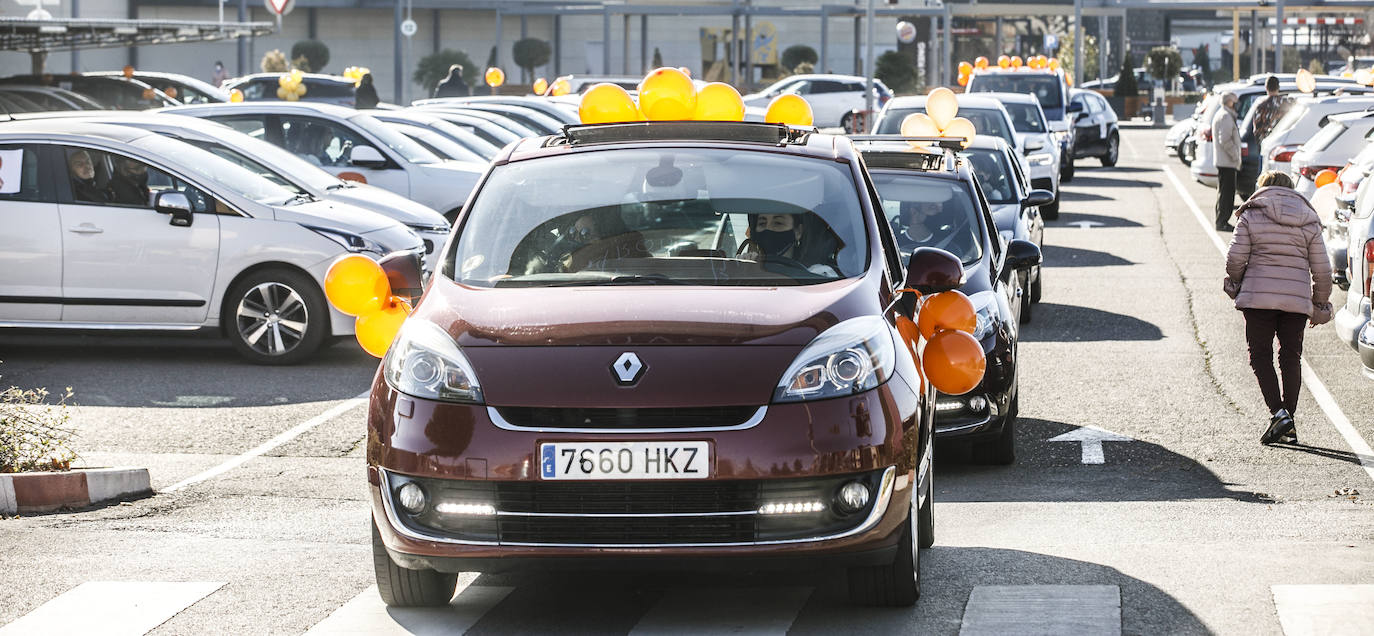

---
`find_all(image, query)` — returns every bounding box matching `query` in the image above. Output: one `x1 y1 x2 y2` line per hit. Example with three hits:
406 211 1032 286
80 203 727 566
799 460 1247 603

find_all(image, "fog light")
434 502 496 516
758 500 826 515
935 399 964 413
397 482 427 514
968 396 988 412
835 481 871 514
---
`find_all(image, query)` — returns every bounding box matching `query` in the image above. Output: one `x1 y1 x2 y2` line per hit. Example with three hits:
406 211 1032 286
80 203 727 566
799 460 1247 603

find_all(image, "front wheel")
1061 156 1075 182
1030 267 1043 304
224 268 328 365
373 521 458 607
1179 141 1193 166
848 505 920 606
1101 133 1119 167
1019 280 1033 324
1041 190 1060 220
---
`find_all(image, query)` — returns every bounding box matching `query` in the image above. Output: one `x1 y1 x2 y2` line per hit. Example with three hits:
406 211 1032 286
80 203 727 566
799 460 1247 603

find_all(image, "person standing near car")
433 64 470 98
1224 171 1333 445
1251 75 1293 143
354 73 381 109
1213 91 1242 232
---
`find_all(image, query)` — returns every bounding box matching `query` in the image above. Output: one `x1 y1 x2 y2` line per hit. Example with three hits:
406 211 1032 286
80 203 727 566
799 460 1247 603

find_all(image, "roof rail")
555 121 815 147
847 135 965 151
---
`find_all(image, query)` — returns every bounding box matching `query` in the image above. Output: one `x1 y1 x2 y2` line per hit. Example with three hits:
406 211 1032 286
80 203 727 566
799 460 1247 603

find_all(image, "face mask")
754 229 795 256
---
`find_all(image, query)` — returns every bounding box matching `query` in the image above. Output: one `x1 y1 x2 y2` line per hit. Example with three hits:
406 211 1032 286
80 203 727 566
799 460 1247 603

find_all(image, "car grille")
492 406 760 431
386 470 888 546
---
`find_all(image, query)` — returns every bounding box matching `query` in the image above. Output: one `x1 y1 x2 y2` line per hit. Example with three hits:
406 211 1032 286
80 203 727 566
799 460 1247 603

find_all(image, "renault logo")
611 352 645 385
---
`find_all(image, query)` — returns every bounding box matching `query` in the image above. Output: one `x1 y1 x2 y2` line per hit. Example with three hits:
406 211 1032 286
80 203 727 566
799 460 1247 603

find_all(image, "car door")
0 143 62 322
278 115 412 196
55 145 220 325
1072 93 1102 155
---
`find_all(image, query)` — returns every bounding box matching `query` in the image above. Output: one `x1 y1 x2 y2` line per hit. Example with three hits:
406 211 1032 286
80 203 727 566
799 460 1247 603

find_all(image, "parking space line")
629 587 812 635
1273 584 1374 636
1161 163 1374 486
958 585 1120 636
0 581 223 636
305 576 513 635
161 392 368 493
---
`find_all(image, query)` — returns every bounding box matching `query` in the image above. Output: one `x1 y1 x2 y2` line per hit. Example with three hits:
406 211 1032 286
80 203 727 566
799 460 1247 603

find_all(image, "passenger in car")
558 210 652 272
67 150 108 204
895 201 967 254
738 213 841 276
105 156 150 206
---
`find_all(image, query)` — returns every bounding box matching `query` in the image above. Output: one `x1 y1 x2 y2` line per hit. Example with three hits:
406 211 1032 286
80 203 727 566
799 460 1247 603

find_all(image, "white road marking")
1067 220 1104 229
1119 129 1141 159
1161 162 1374 486
0 581 223 636
305 575 513 635
1047 425 1133 464
959 584 1120 636
629 587 812 635
1273 584 1374 636
161 392 368 493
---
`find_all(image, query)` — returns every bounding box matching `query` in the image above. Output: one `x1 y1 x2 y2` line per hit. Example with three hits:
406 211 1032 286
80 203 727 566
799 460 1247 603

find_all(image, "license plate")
539 441 710 480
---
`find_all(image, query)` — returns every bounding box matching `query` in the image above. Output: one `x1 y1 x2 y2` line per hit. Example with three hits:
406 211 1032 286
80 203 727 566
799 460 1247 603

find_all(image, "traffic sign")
264 0 293 16
400 19 418 38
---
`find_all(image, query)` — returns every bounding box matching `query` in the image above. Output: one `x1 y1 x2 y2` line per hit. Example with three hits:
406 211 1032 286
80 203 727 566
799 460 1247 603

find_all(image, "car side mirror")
378 249 424 302
1005 239 1043 270
350 145 388 169
153 191 193 227
903 246 965 295
1067 101 1084 114
1023 189 1055 208
1025 139 1045 151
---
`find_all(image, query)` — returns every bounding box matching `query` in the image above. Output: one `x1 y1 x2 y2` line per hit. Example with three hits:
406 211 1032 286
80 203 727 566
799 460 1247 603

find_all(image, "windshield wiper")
551 274 690 286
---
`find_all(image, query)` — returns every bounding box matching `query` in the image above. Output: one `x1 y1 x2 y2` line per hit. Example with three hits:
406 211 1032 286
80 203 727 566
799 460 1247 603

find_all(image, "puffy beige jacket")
1225 186 1332 315
1211 104 1241 169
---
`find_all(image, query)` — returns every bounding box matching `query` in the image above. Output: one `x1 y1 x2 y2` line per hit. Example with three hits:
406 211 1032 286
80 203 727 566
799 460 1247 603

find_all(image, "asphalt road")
2 126 1372 635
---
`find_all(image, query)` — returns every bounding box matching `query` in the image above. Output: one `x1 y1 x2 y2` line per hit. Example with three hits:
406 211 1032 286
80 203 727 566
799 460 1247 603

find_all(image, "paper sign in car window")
0 149 23 194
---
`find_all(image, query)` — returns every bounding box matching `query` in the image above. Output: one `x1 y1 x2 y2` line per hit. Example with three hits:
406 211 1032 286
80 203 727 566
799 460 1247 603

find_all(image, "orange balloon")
1048 58 1061 71
1010 56 1023 69
974 56 989 70
638 67 697 120
958 61 973 76
917 290 977 340
532 77 548 95
579 83 641 124
122 65 135 79
692 82 745 121
484 67 505 88
922 330 986 395
957 73 969 87
997 55 1011 69
765 93 814 126
1315 169 1339 189
324 254 391 317
354 297 411 358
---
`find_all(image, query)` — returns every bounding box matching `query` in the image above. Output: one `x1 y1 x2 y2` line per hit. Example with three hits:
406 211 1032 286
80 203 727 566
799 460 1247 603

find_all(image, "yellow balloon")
485 67 505 88
764 93 814 126
942 116 976 148
692 82 745 121
295 84 307 96
1296 68 1316 93
900 112 940 138
230 89 244 103
926 87 959 130
550 77 571 96
579 83 641 124
324 254 391 317
354 298 411 358
276 86 289 100
1048 58 1061 71
638 67 697 120
533 77 548 95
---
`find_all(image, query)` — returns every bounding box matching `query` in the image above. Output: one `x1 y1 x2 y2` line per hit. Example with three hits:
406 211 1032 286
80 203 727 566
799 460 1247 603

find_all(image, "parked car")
1165 96 1211 166
0 120 423 364
375 118 490 164
538 74 642 96
1260 94 1374 176
962 134 1053 322
0 91 46 113
1336 162 1374 376
742 74 892 128
410 107 531 145
87 70 229 104
1291 113 1374 286
420 101 564 135
163 102 485 221
854 136 1041 463
412 95 580 126
223 73 362 107
976 91 1062 218
0 74 179 110
367 109 501 160
1067 88 1120 166
366 121 979 608
872 94 1020 154
966 68 1074 181
0 85 104 111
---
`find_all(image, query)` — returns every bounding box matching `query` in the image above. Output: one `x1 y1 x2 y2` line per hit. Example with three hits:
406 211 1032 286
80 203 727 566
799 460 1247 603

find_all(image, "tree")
1308 57 1326 76
1116 52 1139 97
260 49 288 73
652 47 663 69
781 45 818 73
512 38 552 81
412 49 477 95
875 50 918 95
1055 30 1099 80
291 39 330 73
1146 46 1182 90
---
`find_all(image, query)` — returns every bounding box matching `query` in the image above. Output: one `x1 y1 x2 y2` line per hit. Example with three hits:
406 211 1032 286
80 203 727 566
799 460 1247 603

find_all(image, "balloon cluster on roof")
577 66 815 127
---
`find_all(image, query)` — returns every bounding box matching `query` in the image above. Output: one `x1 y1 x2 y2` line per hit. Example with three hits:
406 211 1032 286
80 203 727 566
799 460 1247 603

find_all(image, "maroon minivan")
367 122 965 607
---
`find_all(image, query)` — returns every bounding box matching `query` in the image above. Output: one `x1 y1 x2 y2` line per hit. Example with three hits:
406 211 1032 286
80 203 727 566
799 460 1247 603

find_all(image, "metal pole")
1073 0 1083 88
432 9 439 55
624 14 631 75
1275 0 1285 73
494 10 502 67
744 6 753 88
943 3 952 87
732 12 741 86
603 8 611 75
1098 15 1107 83
865 0 875 124
71 0 79 72
820 9 829 74
995 15 1003 57
553 15 561 75
1250 10 1258 75
1233 10 1240 81
128 0 137 69
640 15 648 74
238 0 247 76
854 15 861 76
394 0 403 103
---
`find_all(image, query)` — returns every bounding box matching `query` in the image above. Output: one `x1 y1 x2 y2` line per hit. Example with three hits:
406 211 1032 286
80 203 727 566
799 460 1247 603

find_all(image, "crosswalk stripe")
1273 584 1374 636
305 575 513 635
959 585 1120 636
629 587 812 635
0 581 223 636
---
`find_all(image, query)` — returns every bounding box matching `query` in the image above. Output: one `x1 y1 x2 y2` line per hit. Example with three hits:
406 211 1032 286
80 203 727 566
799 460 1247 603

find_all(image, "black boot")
1262 409 1295 445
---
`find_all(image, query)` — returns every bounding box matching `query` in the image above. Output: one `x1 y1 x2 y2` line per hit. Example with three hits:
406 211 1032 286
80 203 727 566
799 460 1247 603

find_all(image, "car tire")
1030 267 1043 304
1041 191 1060 220
918 451 934 550
847 504 920 606
1019 281 1033 324
1101 133 1119 167
1178 141 1192 166
373 521 458 607
1061 157 1075 182
224 268 329 365
973 397 1016 465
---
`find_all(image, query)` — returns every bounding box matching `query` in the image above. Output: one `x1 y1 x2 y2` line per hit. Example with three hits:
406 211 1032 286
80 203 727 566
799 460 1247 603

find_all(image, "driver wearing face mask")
743 213 802 258
106 156 150 206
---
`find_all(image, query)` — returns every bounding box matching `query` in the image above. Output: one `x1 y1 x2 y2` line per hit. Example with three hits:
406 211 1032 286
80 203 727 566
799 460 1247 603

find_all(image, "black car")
1068 89 1120 166
855 137 1042 464
963 135 1053 323
0 74 178 110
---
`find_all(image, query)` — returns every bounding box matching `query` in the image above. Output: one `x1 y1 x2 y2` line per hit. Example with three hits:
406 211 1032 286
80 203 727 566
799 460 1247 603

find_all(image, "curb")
0 467 151 515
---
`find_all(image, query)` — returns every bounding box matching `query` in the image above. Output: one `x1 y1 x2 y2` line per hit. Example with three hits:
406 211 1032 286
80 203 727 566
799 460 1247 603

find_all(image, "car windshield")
449 148 869 287
963 149 1018 205
876 107 1014 145
1002 102 1047 133
180 139 305 195
133 134 293 205
1269 102 1310 138
1308 121 1347 152
349 114 441 164
189 124 343 192
871 173 983 265
969 74 1064 115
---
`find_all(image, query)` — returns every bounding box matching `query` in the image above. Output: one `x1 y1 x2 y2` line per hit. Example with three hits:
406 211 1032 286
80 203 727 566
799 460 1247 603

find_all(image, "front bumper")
933 327 1015 441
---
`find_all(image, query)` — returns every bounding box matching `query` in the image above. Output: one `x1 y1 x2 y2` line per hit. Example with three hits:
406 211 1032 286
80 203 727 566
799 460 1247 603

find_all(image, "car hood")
272 198 400 234
327 183 448 228
415 274 883 408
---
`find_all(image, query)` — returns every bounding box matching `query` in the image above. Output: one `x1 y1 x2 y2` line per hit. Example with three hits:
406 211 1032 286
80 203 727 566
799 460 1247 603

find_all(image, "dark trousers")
1216 167 1238 229
1243 308 1307 415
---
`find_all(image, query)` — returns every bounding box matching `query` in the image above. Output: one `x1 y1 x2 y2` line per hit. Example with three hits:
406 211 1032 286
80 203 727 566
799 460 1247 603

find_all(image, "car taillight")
1299 165 1342 180
1365 239 1374 298
1269 145 1299 163
1201 127 1213 142
1242 143 1249 158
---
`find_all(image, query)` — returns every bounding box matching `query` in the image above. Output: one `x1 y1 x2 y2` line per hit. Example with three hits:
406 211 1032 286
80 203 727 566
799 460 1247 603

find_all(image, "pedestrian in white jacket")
1212 91 1242 232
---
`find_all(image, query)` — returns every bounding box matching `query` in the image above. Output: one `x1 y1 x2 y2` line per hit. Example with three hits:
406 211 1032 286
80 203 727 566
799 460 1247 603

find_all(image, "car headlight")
306 225 386 256
969 291 997 341
383 321 483 403
1028 152 1055 167
774 316 895 403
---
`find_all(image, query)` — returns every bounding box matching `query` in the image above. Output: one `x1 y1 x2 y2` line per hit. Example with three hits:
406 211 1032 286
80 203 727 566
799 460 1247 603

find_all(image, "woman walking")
1224 171 1333 444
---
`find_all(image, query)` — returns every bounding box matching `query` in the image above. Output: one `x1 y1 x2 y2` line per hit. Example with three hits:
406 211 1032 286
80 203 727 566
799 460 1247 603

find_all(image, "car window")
60 145 225 213
968 74 1065 112
450 148 869 287
237 80 268 100
872 173 983 266
349 114 442 164
963 149 1018 205
305 80 357 99
1002 102 1047 133
0 144 50 203
215 115 270 140
180 139 305 194
281 115 373 168
807 80 849 94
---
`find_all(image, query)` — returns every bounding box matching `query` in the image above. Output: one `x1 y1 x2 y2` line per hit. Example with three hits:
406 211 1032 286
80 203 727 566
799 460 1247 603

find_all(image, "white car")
162 102 484 221
970 91 1062 218
1335 162 1374 376
1261 95 1374 176
1291 112 1374 199
742 74 892 128
0 121 423 364
366 109 501 160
